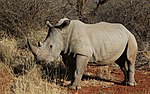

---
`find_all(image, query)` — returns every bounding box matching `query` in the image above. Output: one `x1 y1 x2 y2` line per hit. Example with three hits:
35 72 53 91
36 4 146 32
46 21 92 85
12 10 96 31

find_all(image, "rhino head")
28 19 70 64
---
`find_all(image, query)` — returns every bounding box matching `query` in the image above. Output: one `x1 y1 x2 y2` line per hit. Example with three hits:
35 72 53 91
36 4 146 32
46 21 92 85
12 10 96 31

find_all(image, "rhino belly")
89 42 127 66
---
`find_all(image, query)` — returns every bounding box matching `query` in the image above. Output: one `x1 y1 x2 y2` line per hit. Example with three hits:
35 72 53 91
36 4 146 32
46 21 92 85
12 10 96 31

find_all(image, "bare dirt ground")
71 66 150 94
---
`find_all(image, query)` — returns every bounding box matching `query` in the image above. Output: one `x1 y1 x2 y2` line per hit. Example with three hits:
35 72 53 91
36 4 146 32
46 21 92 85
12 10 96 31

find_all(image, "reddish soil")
71 66 150 94
0 64 13 94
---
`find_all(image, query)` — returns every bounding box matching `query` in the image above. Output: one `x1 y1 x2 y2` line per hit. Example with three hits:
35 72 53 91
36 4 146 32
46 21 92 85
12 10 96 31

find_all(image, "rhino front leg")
70 55 89 90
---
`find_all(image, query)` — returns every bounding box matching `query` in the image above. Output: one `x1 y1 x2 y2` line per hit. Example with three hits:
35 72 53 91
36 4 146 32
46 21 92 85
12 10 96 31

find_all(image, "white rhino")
28 18 138 89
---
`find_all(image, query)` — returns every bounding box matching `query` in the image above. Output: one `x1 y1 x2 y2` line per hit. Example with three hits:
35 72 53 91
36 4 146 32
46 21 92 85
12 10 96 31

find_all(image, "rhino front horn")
27 39 38 55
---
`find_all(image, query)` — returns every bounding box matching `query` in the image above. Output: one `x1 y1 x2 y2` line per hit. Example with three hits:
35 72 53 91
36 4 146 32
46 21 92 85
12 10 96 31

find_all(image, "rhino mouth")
34 55 62 67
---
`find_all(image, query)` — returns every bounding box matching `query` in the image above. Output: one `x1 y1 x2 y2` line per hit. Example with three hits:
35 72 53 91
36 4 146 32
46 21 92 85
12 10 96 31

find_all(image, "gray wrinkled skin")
36 28 63 63
28 18 138 89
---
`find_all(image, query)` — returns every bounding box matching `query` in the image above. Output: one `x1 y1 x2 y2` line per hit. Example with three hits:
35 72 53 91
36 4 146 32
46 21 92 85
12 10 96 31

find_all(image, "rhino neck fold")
61 21 74 55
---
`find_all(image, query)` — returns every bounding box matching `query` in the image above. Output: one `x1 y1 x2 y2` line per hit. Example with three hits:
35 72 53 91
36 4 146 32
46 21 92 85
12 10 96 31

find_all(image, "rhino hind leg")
126 49 137 86
116 35 137 86
126 59 137 86
115 50 129 85
126 35 138 86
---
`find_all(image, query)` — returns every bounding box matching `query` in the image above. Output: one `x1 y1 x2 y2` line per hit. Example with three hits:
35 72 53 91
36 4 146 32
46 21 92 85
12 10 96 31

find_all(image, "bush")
0 0 52 37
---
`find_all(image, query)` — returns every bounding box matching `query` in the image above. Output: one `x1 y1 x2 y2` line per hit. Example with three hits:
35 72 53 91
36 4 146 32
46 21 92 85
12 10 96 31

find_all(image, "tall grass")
11 65 69 94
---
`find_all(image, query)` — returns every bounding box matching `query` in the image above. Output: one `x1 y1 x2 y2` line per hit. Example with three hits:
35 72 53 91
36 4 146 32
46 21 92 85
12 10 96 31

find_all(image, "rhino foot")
121 81 128 86
69 85 81 90
127 82 137 86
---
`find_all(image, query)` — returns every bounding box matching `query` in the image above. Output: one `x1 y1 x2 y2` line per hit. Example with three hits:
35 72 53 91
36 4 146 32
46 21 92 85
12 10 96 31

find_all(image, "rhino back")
86 22 130 64
65 21 130 64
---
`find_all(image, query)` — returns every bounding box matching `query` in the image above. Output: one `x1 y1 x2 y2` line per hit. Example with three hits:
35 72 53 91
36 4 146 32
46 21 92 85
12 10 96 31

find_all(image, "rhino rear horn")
38 41 43 47
27 39 38 55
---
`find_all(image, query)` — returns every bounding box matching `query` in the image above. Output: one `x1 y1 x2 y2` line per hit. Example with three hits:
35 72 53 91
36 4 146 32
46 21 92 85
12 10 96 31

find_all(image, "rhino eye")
50 45 53 48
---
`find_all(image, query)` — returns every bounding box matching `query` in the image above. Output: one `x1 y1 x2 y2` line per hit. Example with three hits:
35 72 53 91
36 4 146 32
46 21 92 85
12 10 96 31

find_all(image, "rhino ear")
46 21 53 28
55 19 70 29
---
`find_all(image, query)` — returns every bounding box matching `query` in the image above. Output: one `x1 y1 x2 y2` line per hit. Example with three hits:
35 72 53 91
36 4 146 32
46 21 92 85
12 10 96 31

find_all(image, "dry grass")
143 51 150 61
0 28 67 93
0 37 17 64
11 66 68 94
0 62 70 94
0 64 70 94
